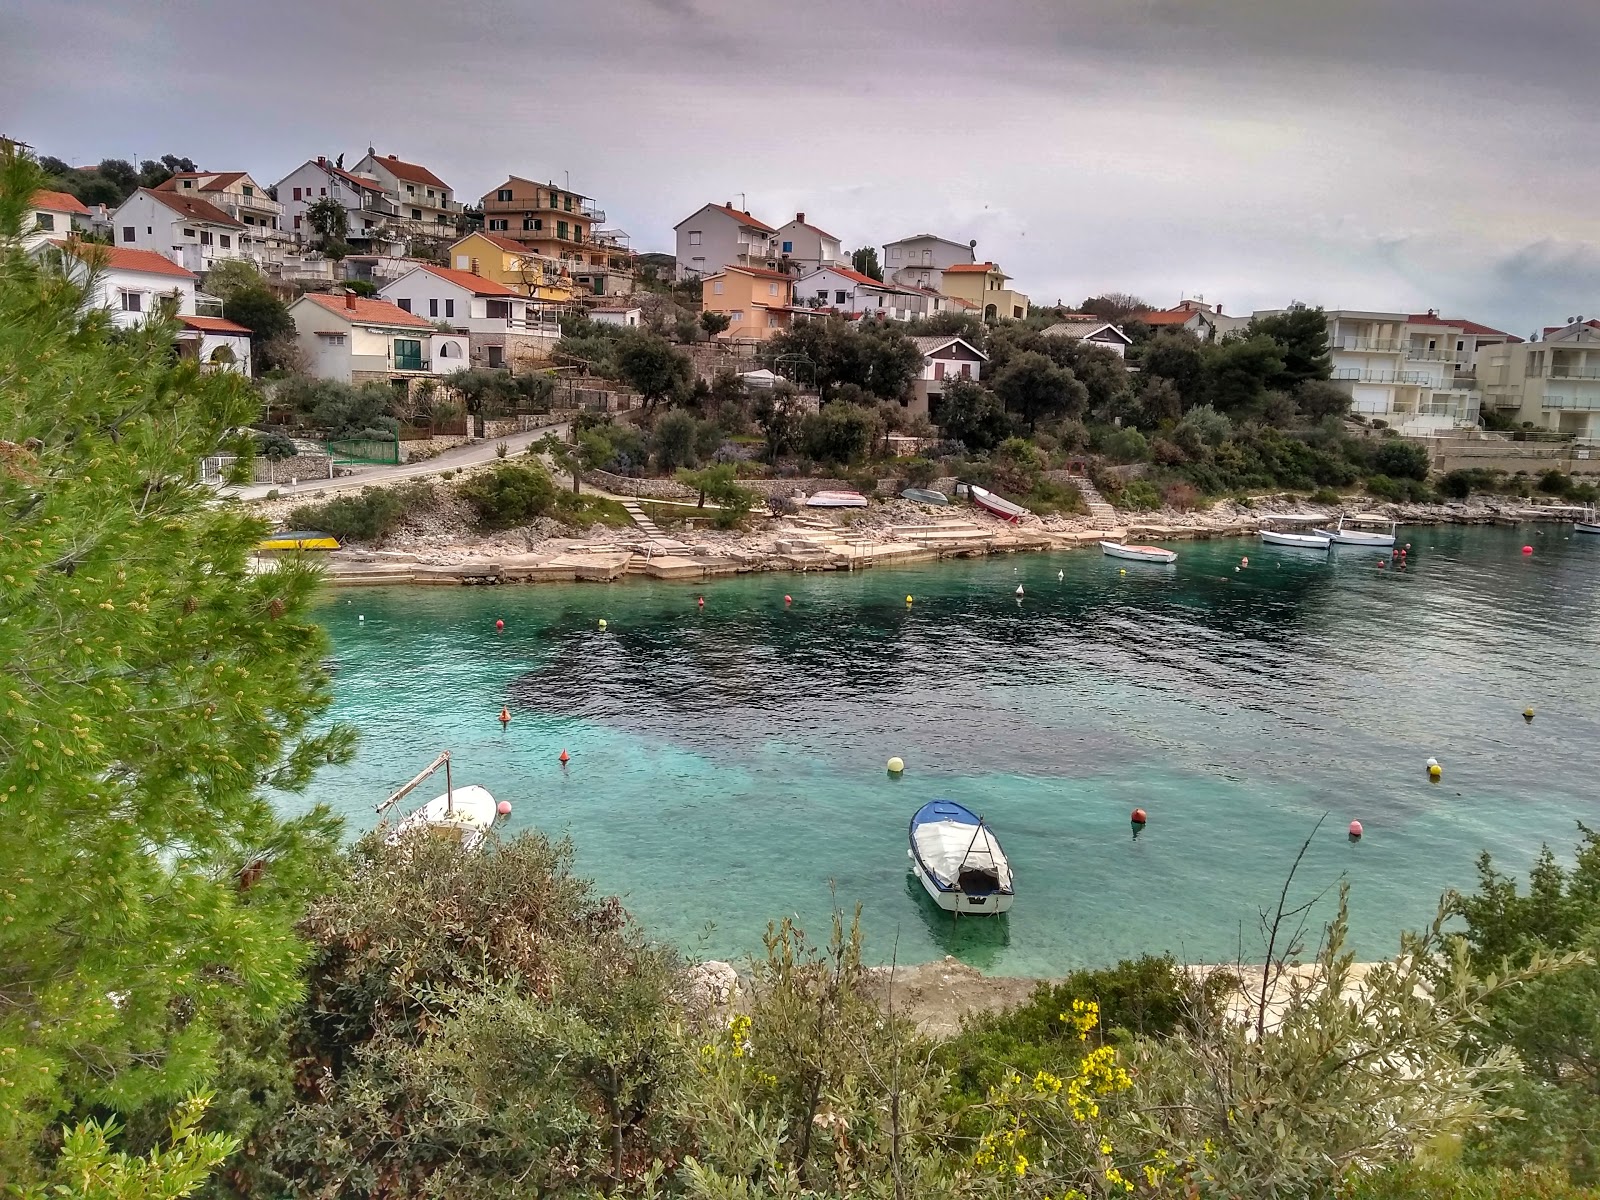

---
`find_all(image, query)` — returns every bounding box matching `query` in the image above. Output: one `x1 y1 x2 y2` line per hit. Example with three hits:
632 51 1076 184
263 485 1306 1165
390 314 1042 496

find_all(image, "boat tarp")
912 819 1013 893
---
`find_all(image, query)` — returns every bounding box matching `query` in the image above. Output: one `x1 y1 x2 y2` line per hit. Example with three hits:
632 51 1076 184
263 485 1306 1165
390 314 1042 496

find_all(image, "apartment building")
286 291 468 384
939 263 1029 321
153 172 285 251
674 203 777 280
110 188 248 273
773 213 844 274
880 234 974 291
447 232 576 304
378 264 560 371
1477 320 1600 441
274 157 405 252
350 151 459 241
701 265 798 341
23 189 89 249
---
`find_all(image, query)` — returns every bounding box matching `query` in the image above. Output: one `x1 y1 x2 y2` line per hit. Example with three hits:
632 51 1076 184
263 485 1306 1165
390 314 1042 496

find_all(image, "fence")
397 417 469 441
327 436 400 465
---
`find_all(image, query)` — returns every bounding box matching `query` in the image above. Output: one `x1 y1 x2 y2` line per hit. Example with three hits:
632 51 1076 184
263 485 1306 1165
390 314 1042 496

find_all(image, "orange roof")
32 189 90 215
473 232 538 255
180 315 252 334
299 292 433 328
140 188 244 228
710 204 775 233
1406 314 1519 340
1139 309 1200 325
828 265 893 289
715 264 792 282
54 239 196 279
413 264 522 296
368 154 449 189
944 262 1003 274
154 171 247 194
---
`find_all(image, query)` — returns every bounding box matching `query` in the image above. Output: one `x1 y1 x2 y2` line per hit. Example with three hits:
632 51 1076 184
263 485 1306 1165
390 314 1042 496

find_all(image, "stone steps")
1067 475 1119 529
620 499 694 553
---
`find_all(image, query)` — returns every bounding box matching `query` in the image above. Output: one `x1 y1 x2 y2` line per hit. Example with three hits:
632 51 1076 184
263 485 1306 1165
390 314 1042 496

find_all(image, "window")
293 187 302 201
406 185 415 195
489 218 509 231
444 299 454 318
497 188 513 202
768 315 778 327
244 216 255 225
960 363 971 379
411 209 422 220
815 289 827 301
523 217 541 230
557 220 568 240
877 295 884 307
688 231 702 246
835 290 847 304
363 220 373 230
891 247 901 260
121 226 135 242
396 299 412 313
34 213 54 232
200 231 213 245
219 234 230 249
294 216 302 230
319 187 326 196
120 291 142 312
573 225 584 243
429 298 439 317
934 361 946 381
768 282 778 296
242 184 252 197
782 240 793 253
181 178 193 189
486 299 510 319
427 188 435 199
713 280 724 295
393 338 423 371
316 332 345 345
691 256 705 271
563 195 572 212
731 311 743 322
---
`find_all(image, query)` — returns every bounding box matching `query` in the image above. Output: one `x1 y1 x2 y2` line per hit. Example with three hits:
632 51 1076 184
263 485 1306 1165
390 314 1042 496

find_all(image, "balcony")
1337 338 1401 352
1404 347 1459 362
1332 369 1431 384
1545 395 1600 411
361 196 400 217
482 194 604 222
1547 363 1600 380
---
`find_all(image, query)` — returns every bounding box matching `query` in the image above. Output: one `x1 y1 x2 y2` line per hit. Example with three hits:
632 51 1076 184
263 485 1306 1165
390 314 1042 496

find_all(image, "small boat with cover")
805 490 869 509
1313 514 1398 547
377 751 500 853
1258 514 1332 549
901 487 950 505
258 530 341 551
969 485 1030 522
908 799 1014 915
1099 540 1178 564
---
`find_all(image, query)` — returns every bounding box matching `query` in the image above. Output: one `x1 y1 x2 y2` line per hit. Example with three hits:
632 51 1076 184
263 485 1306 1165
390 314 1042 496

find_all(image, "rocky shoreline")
257 490 1563 588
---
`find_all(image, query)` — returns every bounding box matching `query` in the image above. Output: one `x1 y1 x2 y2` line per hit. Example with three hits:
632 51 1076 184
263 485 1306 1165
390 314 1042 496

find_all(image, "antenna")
565 169 570 190
738 192 746 211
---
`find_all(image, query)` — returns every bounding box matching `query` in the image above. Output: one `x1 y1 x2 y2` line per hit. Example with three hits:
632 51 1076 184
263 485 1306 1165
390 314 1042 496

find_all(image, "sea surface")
289 525 1600 975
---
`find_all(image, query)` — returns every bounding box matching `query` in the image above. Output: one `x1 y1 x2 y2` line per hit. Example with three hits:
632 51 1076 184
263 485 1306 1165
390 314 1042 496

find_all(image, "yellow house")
702 265 797 341
940 262 1029 321
446 232 575 304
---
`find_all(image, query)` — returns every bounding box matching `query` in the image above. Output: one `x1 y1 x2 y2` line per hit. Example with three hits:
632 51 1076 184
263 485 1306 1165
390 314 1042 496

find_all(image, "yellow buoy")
1428 763 1442 780
598 618 607 630
887 756 905 775
1523 707 1535 721
906 595 913 604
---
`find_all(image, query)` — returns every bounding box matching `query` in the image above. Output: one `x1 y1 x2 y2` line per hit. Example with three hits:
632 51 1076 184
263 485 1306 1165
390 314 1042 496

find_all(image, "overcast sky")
8 0 1597 333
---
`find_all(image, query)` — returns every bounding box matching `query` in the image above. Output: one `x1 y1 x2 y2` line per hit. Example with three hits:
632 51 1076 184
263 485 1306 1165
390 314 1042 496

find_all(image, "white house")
674 202 777 280
176 315 253 376
881 233 975 291
378 264 558 371
909 335 988 419
1040 317 1134 358
49 241 197 330
773 213 844 275
286 291 467 384
349 151 459 239
110 188 247 273
1478 320 1594 439
795 265 944 322
591 306 642 328
1137 299 1251 342
272 157 404 250
24 189 90 249
151 172 285 260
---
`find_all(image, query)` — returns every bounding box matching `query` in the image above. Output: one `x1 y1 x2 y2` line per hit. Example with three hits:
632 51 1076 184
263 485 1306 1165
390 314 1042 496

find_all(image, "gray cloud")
4 0 1594 331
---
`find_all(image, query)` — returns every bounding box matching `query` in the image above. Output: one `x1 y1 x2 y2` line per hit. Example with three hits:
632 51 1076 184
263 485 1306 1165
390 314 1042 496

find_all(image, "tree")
1202 333 1285 419
699 309 731 338
933 378 1011 452
1249 304 1332 391
27 1093 238 1200
652 408 699 470
1368 436 1431 481
849 246 883 280
1140 329 1206 406
753 387 803 463
799 402 876 465
1077 292 1150 322
0 153 351 1180
767 318 919 403
676 464 757 527
615 332 693 411
1137 376 1184 425
304 196 348 249
214 279 294 376
992 350 1087 429
1297 378 1352 421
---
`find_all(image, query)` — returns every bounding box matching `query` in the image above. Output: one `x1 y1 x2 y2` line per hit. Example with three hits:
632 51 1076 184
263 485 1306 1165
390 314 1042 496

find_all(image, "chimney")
345 290 356 311
1216 303 1222 314
796 212 805 223
317 156 326 166
469 257 480 276
725 200 734 210
387 154 398 161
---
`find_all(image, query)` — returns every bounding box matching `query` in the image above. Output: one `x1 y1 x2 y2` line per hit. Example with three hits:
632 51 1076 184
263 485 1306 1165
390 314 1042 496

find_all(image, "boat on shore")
1259 514 1332 549
1100 540 1178 564
259 529 341 552
901 487 950 505
908 799 1014 916
377 751 500 852
969 485 1030 522
805 490 869 509
1314 514 1398 547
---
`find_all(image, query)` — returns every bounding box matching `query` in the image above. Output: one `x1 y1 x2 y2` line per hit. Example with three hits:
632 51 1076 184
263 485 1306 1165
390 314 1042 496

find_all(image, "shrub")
1178 403 1233 448
904 458 938 488
799 403 876 466
1100 426 1150 464
495 441 508 458
1026 477 1087 516
1365 473 1430 503
255 430 297 460
1538 469 1571 496
456 461 559 529
1163 482 1202 511
1119 479 1162 510
1438 468 1502 499
1367 437 1431 481
287 482 434 544
1310 487 1342 505
652 409 699 471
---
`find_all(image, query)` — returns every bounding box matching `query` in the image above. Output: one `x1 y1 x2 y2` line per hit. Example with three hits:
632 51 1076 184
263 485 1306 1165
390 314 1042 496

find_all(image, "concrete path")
224 422 572 503
619 499 694 553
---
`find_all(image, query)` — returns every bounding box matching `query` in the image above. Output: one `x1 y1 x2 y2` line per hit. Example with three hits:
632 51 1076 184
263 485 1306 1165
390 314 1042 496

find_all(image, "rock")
681 960 741 1011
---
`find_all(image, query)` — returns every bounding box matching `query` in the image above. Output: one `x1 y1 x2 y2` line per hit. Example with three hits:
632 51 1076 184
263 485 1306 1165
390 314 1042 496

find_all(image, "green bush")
1025 476 1087 516
1343 1163 1600 1199
904 458 938 488
1100 426 1150 464
1310 487 1342 505
286 482 433 544
1366 473 1431 503
1118 478 1162 510
652 409 699 471
1367 437 1430 481
456 461 558 529
255 430 297 460
1438 468 1503 499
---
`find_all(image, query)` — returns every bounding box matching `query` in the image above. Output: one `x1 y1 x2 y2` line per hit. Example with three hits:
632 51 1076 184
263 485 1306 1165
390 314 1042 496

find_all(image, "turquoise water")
293 525 1600 975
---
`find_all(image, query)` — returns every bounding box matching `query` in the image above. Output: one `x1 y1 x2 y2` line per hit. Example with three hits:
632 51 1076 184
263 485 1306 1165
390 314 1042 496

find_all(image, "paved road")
225 423 572 503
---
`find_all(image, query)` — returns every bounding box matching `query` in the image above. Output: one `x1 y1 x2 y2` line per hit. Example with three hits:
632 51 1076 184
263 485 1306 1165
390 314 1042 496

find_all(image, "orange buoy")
1131 808 1147 825
496 800 512 816
1349 820 1363 840
784 594 792 605
559 748 569 764
498 707 510 725
495 619 505 631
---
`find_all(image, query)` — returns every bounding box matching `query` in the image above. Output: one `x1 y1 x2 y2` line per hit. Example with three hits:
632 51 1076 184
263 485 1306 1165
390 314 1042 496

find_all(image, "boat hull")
1577 523 1600 536
969 485 1030 522
390 784 498 852
908 799 1014 917
912 857 1015 914
1260 530 1332 548
1100 540 1177 564
805 491 869 508
901 488 950 505
1314 528 1396 547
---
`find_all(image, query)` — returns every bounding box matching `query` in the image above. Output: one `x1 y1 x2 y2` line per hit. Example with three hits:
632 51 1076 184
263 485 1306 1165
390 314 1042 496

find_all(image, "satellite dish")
968 239 977 249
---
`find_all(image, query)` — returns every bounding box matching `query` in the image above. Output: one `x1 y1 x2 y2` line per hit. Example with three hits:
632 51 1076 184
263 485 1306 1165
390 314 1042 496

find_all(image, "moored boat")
969 485 1030 522
1259 514 1332 549
377 751 501 853
1574 506 1599 535
908 799 1014 916
1313 514 1398 547
1099 540 1178 564
805 490 869 509
259 529 341 551
901 487 950 505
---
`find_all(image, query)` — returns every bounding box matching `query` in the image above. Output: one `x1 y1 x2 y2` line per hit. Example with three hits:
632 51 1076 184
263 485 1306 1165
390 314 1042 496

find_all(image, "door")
934 361 945 381
393 339 422 371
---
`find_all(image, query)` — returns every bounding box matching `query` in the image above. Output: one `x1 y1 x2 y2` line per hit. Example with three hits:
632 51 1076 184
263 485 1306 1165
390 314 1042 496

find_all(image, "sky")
7 0 1598 334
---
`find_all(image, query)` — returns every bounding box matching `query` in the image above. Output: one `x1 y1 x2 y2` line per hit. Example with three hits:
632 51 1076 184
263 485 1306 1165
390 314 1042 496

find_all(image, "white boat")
970 485 1031 523
908 799 1014 915
1259 514 1332 549
377 751 500 853
805 490 869 509
1313 514 1398 547
1100 540 1177 564
1574 506 1600 535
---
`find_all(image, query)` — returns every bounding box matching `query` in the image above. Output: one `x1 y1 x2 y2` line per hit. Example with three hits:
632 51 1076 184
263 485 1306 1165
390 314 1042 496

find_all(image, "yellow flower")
1013 1154 1028 1177
1100 1140 1113 1156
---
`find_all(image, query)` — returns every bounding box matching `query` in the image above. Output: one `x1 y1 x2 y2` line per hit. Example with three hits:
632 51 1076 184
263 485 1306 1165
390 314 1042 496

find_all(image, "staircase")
1069 475 1118 530
620 500 694 554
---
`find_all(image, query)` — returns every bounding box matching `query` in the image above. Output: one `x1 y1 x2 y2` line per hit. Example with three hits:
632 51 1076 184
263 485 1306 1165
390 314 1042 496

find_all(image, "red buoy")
559 748 570 764
784 594 792 605
495 618 505 631
1522 545 1533 555
496 800 512 816
697 596 705 608
1348 820 1363 840
498 707 510 725
1131 808 1147 825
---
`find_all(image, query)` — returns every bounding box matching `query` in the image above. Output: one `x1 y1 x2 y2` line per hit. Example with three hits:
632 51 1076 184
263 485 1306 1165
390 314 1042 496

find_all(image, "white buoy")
1426 756 1438 768
358 615 364 622
1058 570 1064 581
1015 584 1024 596
887 756 905 775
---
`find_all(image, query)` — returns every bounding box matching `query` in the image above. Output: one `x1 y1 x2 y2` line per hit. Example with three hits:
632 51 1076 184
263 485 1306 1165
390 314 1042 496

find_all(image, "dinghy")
1313 514 1398 547
1099 540 1177 564
258 529 341 551
1259 514 1332 549
970 485 1030 522
377 751 500 853
908 799 1014 915
901 487 950 505
805 490 869 509
1576 507 1600 535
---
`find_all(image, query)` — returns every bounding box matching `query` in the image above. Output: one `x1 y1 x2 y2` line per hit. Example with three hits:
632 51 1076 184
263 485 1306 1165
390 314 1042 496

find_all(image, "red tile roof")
413 264 522 296
1406 314 1519 340
828 265 894 289
299 292 433 328
180 315 252 334
1139 308 1201 326
944 262 1003 274
785 216 839 239
140 188 244 228
32 189 90 215
721 265 792 281
473 232 538 255
54 239 196 279
709 204 775 233
368 154 449 189
154 171 247 193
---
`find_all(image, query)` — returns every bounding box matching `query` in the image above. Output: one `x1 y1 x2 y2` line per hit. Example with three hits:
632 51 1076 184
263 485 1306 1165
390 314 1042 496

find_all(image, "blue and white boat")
907 800 1014 915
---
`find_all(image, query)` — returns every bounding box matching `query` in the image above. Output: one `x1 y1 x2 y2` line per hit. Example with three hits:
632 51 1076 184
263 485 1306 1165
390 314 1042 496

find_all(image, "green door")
393 338 423 372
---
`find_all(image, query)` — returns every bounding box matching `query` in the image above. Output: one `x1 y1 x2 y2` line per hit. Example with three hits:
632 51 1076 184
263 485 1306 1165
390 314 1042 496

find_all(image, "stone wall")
254 453 332 484
582 469 858 500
